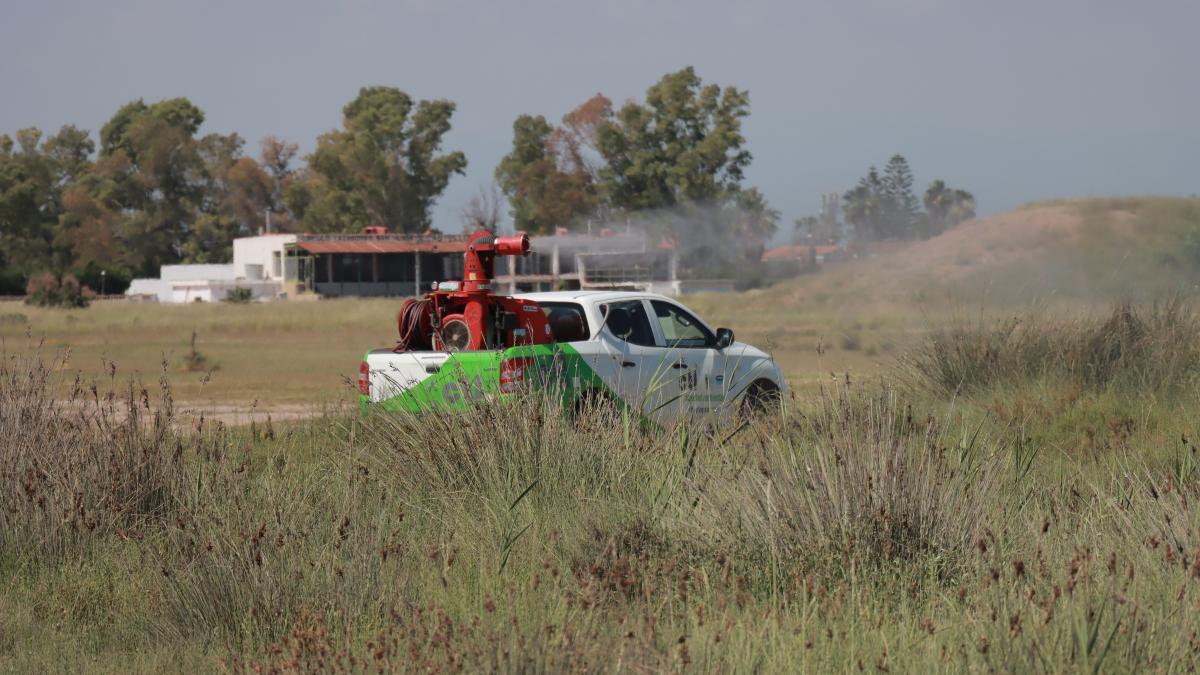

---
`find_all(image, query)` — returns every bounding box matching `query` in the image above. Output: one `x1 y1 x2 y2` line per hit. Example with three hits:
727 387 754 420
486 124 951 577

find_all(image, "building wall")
126 278 172 302
161 264 237 282
233 234 298 280
169 280 282 303
169 286 217 304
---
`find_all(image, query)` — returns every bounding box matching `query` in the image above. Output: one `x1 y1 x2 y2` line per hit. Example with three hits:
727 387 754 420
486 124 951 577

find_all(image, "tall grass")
690 386 1002 581
901 300 1200 397
0 352 185 562
4 350 1200 671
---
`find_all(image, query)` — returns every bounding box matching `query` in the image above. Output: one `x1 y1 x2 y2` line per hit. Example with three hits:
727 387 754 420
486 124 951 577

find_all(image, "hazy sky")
3 0 1197 234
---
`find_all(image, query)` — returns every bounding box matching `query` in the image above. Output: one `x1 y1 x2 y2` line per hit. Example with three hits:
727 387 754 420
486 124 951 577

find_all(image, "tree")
882 154 919 237
60 97 269 273
260 135 299 180
65 98 211 274
43 125 95 185
111 109 206 272
0 125 103 288
180 132 272 263
259 135 299 229
99 98 204 159
729 187 779 263
494 101 604 234
793 215 819 244
0 128 59 284
924 180 976 234
594 67 751 211
733 187 779 242
297 87 467 233
843 166 886 240
460 183 503 233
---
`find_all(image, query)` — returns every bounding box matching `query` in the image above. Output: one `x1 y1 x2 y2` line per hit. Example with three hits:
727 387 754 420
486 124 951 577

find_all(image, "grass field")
4 197 1195 409
0 291 914 409
4 197 1200 672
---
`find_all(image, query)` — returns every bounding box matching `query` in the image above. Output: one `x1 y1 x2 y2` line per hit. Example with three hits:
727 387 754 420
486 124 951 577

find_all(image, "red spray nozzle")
495 233 530 256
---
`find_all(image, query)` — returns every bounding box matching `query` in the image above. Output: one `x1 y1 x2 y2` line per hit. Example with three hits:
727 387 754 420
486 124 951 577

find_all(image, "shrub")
180 331 216 372
0 267 26 295
225 287 253 303
71 261 132 296
24 272 93 308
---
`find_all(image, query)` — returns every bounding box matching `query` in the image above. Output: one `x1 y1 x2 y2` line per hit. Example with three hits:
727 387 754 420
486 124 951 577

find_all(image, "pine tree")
882 154 919 238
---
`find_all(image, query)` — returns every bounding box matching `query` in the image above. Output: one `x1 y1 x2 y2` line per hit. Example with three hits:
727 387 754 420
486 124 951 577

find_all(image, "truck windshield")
539 302 590 342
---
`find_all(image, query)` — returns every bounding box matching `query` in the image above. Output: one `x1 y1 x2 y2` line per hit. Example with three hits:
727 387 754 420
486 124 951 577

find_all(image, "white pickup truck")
359 290 787 423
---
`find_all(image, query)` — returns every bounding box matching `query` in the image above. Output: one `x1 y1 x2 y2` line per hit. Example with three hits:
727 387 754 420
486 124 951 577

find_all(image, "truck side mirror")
715 327 734 349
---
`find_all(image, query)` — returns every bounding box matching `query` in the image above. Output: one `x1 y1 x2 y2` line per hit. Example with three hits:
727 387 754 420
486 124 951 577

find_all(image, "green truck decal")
361 344 609 414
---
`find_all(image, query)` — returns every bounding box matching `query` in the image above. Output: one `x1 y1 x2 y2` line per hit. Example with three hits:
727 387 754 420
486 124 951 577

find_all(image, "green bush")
23 272 93 308
70 261 132 296
0 267 26 296
224 287 253 303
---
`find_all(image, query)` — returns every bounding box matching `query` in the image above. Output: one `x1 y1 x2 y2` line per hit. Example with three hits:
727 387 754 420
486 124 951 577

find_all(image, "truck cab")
360 291 787 422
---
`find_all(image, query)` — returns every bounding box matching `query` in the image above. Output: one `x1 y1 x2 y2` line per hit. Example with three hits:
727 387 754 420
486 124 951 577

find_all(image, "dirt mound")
773 197 1200 307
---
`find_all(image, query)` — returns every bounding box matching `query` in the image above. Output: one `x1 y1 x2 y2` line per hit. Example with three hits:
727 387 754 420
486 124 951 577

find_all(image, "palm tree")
843 167 884 240
924 180 975 234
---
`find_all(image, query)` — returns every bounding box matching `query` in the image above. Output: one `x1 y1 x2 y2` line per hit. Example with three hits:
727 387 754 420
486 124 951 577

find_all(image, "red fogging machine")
395 230 553 352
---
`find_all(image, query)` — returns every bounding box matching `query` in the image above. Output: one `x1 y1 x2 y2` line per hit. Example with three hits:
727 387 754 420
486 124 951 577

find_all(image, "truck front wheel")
740 380 781 418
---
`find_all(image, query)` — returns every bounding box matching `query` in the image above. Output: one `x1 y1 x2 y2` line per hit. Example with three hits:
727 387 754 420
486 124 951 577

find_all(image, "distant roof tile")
296 240 470 254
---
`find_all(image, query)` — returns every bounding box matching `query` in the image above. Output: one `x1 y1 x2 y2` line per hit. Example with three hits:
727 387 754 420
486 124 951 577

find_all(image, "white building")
126 235 298 303
126 228 691 302
232 233 298 282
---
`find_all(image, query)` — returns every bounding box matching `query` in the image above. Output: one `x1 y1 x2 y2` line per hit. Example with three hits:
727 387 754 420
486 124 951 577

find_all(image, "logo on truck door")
680 369 698 390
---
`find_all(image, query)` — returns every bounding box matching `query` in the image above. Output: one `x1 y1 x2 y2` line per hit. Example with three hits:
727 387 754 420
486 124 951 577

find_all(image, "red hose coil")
396 298 429 351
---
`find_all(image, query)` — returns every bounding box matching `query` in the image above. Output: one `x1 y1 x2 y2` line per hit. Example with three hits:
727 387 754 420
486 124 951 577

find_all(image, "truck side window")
650 300 715 348
540 302 590 342
601 301 656 347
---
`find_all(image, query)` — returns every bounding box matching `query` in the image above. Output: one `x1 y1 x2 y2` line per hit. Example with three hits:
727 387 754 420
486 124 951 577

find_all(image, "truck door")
595 299 678 421
647 299 723 417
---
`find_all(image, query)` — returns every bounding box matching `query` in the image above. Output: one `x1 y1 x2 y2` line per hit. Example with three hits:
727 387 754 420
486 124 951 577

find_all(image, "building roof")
761 244 843 261
294 238 470 254
516 290 671 303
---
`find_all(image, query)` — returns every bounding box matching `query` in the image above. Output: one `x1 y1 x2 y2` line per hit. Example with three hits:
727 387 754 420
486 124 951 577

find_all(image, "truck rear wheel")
572 388 620 430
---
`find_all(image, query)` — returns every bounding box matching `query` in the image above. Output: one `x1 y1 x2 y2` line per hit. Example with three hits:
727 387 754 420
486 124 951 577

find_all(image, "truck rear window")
539 302 590 342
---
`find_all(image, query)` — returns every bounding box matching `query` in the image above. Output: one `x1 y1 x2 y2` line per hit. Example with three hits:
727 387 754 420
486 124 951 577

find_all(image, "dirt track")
172 401 347 426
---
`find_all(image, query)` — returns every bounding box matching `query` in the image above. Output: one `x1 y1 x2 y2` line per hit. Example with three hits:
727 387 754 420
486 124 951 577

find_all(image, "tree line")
1 66 976 297
494 67 778 278
795 155 976 245
0 87 473 295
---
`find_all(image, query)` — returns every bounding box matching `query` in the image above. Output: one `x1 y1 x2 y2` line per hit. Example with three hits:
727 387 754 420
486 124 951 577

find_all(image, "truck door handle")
621 361 636 368
671 362 688 369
